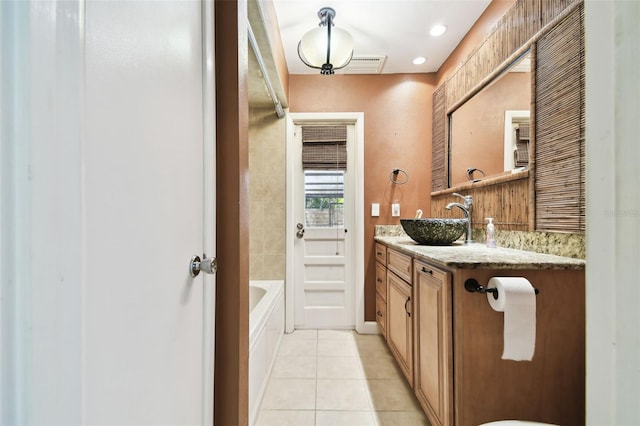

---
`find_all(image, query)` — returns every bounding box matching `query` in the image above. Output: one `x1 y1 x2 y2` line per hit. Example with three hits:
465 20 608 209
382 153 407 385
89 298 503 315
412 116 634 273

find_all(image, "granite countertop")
374 236 585 270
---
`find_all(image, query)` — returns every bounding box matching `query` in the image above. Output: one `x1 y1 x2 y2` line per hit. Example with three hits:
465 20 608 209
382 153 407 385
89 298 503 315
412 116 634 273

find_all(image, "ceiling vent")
343 55 387 74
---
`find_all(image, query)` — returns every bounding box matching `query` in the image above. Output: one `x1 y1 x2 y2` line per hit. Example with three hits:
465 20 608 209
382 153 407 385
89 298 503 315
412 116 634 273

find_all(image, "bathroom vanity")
374 237 585 426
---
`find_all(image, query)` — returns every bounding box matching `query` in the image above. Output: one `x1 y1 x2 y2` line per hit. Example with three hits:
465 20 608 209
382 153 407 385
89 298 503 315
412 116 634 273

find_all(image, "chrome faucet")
445 192 473 244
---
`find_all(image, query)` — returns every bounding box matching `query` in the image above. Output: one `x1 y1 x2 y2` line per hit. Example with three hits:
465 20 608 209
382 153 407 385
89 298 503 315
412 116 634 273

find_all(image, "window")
304 170 344 227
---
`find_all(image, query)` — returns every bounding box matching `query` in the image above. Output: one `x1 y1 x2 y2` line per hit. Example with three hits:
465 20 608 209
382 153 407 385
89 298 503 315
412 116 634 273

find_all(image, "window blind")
301 125 347 171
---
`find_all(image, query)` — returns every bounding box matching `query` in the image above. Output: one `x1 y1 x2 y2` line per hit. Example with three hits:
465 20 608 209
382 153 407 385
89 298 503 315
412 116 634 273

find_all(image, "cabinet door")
414 261 453 426
387 271 413 386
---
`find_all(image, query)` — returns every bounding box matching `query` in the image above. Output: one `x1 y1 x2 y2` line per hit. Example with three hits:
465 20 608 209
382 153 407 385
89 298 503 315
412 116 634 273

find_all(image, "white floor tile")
354 334 391 355
317 338 359 357
359 353 404 380
316 378 373 411
260 378 316 410
278 338 318 357
254 409 315 426
316 410 377 426
317 356 366 379
271 356 317 379
372 410 431 425
366 378 423 411
283 329 318 340
254 329 430 425
318 329 356 340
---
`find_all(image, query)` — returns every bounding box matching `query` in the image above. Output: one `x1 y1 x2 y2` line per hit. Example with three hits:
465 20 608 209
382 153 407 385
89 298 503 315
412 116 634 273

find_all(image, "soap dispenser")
485 218 496 248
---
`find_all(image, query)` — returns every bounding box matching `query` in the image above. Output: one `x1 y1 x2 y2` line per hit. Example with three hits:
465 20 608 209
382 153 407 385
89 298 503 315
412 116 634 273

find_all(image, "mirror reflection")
448 52 531 187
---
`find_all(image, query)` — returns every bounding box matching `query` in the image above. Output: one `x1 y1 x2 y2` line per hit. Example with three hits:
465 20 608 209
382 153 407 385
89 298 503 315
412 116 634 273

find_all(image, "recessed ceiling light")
413 56 426 65
430 24 447 37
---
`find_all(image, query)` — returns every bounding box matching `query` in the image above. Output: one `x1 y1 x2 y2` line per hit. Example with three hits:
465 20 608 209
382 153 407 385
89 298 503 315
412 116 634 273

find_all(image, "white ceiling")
272 0 492 75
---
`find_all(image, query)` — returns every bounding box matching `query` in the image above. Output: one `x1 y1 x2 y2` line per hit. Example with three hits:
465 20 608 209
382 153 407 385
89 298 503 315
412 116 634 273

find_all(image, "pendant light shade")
297 7 354 75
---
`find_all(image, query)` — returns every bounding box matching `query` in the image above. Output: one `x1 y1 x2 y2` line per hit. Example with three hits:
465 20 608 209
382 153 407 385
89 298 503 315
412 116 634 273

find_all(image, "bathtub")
249 280 284 425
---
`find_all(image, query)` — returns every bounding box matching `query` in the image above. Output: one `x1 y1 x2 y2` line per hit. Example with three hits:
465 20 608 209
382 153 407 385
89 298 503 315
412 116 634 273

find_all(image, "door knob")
296 222 305 239
190 254 217 277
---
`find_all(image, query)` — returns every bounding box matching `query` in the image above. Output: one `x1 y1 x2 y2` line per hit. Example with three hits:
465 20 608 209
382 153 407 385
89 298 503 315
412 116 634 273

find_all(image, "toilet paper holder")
464 278 539 300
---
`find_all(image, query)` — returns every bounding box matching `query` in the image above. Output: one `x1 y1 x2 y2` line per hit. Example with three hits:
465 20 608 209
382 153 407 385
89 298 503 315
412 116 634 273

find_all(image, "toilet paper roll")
487 277 537 361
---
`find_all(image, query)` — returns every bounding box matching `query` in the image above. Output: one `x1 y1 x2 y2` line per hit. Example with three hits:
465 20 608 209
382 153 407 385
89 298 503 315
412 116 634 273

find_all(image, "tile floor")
254 329 430 426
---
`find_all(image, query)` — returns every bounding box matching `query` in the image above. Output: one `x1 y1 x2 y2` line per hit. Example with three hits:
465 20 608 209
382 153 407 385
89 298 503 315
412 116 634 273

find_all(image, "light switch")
392 203 400 217
371 203 380 217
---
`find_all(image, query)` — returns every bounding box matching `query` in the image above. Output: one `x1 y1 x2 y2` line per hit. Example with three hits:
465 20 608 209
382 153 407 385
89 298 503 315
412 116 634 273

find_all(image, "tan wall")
289 74 434 322
436 0 517 86
249 108 286 280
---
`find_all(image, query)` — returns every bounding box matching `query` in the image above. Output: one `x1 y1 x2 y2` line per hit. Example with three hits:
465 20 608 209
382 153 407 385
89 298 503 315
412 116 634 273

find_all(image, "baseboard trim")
356 321 381 335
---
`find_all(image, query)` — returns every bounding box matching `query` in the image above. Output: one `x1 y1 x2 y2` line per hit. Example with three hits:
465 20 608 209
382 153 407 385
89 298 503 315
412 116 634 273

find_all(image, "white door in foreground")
0 1 216 424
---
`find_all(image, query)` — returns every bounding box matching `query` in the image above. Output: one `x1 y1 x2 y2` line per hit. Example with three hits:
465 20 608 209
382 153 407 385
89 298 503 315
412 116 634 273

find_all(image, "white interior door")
83 3 215 424
293 124 355 329
0 2 215 424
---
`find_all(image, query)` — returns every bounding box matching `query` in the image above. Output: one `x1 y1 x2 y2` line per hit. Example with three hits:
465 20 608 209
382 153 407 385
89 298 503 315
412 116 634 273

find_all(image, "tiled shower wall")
249 108 287 280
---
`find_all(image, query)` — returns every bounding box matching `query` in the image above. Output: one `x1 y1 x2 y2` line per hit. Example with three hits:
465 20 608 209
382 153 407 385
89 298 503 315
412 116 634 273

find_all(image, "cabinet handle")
377 252 383 256
404 297 411 317
376 310 383 317
377 278 382 283
421 266 433 275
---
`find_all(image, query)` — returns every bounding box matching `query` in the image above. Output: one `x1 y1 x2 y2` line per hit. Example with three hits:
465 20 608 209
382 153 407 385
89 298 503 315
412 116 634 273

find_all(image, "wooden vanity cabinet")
413 260 453 426
375 240 585 426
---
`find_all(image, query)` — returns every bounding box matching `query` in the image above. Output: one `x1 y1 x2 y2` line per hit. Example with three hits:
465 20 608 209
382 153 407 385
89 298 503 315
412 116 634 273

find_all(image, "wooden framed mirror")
431 0 584 234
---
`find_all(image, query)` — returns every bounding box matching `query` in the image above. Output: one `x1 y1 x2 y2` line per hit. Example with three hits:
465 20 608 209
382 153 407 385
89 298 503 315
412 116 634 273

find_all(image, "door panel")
387 272 413 386
295 226 350 327
2 2 215 424
83 3 213 424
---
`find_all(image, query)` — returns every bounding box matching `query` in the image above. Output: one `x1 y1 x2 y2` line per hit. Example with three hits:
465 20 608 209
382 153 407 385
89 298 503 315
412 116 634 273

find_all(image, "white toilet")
481 421 557 426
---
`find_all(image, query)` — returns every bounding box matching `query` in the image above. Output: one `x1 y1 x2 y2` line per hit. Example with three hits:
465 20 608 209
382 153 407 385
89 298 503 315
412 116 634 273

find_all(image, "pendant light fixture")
297 7 354 75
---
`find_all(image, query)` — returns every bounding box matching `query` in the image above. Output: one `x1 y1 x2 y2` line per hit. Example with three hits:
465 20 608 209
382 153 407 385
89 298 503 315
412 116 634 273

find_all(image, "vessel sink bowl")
400 218 467 245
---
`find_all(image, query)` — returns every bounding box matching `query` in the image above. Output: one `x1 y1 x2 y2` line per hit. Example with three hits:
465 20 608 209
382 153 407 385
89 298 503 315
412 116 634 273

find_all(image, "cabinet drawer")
375 243 387 264
387 248 412 283
376 261 387 301
376 292 387 337
414 261 448 286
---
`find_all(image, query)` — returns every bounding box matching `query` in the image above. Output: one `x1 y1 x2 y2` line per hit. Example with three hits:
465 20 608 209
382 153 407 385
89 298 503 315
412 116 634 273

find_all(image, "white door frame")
286 112 371 334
